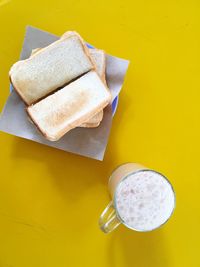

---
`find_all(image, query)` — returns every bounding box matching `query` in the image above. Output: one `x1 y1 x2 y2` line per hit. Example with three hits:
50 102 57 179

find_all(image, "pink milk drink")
99 163 175 233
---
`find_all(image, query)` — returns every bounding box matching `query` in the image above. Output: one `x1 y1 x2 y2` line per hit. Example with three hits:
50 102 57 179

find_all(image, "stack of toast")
9 31 111 141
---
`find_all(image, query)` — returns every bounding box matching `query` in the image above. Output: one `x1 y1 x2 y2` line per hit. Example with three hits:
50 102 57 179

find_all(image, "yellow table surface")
0 0 200 266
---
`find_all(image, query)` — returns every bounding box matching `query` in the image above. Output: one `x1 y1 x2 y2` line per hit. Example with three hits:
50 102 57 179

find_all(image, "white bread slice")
9 32 95 105
27 71 111 141
30 47 106 128
30 47 106 82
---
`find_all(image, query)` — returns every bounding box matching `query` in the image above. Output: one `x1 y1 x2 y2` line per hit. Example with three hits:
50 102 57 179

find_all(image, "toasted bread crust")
9 75 30 105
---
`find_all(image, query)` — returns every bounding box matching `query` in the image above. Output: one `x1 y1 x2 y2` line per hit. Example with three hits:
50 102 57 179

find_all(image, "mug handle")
99 201 121 233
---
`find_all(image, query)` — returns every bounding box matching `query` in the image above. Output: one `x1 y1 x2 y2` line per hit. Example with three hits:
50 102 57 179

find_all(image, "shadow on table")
108 226 170 267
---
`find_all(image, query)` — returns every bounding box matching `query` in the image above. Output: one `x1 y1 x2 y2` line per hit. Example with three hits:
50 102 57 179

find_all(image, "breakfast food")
30 47 107 128
27 71 111 141
10 32 95 105
9 30 111 141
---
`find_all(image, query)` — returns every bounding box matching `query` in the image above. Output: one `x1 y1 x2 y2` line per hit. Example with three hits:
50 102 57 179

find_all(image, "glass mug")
99 163 175 233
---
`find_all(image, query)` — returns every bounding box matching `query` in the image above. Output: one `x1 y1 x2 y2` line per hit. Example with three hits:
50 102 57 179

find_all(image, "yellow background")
0 0 200 266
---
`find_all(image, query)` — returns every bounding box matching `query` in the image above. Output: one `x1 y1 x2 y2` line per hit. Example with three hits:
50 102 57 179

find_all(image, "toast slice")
27 71 111 141
10 32 95 105
30 47 107 128
30 47 106 85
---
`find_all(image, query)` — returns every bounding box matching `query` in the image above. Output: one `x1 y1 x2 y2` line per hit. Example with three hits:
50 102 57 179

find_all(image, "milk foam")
115 170 175 231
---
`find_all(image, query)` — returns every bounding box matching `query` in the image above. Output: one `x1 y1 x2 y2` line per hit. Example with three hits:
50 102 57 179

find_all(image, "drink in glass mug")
99 163 175 233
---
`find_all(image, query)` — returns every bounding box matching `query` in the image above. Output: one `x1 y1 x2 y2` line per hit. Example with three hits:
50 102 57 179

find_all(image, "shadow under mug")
99 163 175 233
